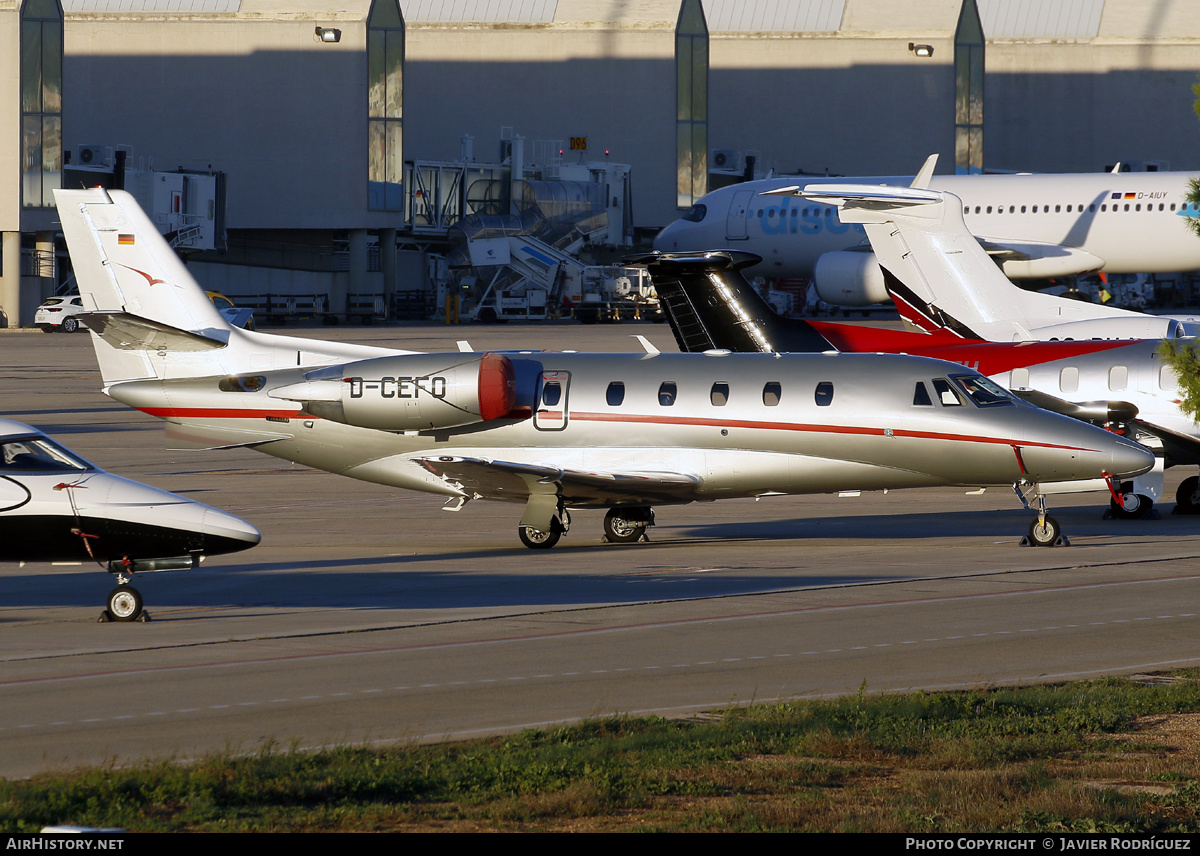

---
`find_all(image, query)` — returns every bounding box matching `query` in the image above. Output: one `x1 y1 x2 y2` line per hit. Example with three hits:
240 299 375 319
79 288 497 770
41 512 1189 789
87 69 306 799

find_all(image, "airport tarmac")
4 320 1200 780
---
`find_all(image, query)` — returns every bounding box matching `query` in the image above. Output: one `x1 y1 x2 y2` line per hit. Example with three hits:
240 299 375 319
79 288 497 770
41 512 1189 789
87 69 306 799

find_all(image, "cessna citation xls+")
53 189 1153 549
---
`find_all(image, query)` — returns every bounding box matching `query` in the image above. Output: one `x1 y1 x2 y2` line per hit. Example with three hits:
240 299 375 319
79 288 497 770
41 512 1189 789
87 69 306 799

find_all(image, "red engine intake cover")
477 353 517 421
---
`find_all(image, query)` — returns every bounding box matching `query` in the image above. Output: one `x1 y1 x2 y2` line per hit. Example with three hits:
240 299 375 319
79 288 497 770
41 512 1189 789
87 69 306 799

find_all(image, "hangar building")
2 0 1198 325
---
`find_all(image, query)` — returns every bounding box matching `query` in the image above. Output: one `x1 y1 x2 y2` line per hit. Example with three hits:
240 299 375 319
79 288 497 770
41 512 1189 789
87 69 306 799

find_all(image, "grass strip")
8 674 1200 832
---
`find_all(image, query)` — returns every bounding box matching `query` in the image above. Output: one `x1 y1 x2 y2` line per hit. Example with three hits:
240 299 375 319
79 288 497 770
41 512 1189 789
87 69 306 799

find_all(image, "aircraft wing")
413 455 701 507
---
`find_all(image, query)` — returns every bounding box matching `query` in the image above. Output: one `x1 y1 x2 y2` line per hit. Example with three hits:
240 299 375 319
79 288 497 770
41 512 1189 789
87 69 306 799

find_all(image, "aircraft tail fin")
910 153 939 189
796 183 1158 341
54 189 229 334
629 251 836 353
55 188 400 387
54 188 236 385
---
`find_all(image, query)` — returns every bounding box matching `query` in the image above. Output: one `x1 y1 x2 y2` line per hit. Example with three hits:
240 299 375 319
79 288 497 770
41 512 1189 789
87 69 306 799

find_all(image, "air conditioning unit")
75 145 109 167
711 149 742 172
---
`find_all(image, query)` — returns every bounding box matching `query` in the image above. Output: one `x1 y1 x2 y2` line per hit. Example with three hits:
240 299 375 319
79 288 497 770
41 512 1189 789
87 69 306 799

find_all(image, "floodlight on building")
908 43 933 58
315 27 341 43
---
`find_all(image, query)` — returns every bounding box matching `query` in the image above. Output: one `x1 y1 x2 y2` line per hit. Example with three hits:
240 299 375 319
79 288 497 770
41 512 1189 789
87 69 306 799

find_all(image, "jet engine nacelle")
270 353 517 431
1027 317 1185 341
812 251 889 306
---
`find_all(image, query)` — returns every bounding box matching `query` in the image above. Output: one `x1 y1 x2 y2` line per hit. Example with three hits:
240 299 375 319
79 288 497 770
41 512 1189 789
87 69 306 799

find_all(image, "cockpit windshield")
681 204 707 223
0 436 92 472
951 374 1017 407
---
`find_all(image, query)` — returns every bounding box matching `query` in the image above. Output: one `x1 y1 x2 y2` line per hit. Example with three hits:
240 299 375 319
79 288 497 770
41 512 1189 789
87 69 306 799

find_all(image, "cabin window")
1059 367 1079 394
658 381 677 406
710 382 729 406
541 382 562 407
814 381 834 407
219 375 266 392
932 378 963 406
986 206 992 214
1161 365 1178 391
1055 205 1061 212
1010 367 1030 388
913 382 932 406
606 381 625 406
762 381 781 406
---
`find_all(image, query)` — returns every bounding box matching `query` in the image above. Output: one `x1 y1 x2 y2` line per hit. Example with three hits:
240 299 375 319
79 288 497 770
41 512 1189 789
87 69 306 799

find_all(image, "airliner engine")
269 352 517 431
812 251 889 306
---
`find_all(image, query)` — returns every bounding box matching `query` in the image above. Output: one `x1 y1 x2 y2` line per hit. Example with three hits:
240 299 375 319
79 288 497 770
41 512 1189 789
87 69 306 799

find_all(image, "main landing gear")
1174 476 1200 515
1013 484 1070 548
516 507 655 549
603 507 654 544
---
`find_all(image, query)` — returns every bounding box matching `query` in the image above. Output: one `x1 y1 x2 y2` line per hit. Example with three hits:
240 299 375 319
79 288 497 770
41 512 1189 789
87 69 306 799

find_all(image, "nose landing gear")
1014 484 1070 548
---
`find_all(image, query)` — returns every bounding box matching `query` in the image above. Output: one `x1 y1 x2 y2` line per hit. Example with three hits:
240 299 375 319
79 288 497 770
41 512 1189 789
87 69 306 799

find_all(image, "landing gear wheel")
1028 515 1061 548
1110 491 1152 520
1176 476 1200 514
603 509 646 543
1109 480 1151 520
62 317 79 333
106 585 143 622
519 523 562 549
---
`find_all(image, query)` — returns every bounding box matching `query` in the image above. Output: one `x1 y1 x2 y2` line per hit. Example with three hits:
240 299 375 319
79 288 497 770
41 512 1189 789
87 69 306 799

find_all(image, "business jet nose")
1109 436 1156 480
196 505 263 553
76 473 260 557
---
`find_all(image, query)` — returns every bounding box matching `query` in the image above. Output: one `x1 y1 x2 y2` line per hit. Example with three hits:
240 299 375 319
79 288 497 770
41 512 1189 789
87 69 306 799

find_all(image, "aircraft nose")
79 473 260 556
200 506 262 552
653 220 683 250
1109 436 1156 479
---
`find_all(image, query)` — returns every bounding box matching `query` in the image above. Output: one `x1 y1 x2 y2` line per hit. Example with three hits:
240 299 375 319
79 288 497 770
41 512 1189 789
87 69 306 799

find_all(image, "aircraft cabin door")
725 190 754 240
534 370 570 431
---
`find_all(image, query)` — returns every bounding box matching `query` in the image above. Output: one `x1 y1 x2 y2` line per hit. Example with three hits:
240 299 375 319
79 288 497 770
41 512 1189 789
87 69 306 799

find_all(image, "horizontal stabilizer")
797 184 942 208
80 312 228 352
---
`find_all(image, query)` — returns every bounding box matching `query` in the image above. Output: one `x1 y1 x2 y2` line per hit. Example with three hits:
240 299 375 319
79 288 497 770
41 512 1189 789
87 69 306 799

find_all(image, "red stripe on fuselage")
809 320 1138 376
137 407 303 419
133 405 1102 453
572 411 1101 452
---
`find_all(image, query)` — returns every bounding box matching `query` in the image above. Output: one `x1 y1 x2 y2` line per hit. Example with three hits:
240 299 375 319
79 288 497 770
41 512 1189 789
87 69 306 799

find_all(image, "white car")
33 295 86 332
34 292 253 332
